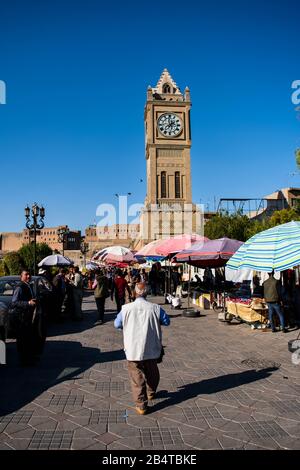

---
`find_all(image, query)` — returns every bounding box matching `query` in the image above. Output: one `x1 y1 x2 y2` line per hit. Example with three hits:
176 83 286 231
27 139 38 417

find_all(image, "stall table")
226 299 268 324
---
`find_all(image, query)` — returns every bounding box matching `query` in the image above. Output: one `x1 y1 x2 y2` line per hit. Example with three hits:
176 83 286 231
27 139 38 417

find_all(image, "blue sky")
0 0 299 233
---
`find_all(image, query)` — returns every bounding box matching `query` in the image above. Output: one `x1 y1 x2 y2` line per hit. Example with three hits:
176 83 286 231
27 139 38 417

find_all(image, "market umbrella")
175 237 243 267
92 246 135 264
226 221 300 272
38 254 73 267
135 239 165 261
174 237 243 310
155 234 208 297
85 262 99 270
157 234 209 257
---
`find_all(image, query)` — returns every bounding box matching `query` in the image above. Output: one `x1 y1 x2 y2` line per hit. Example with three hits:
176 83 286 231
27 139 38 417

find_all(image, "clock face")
157 113 182 137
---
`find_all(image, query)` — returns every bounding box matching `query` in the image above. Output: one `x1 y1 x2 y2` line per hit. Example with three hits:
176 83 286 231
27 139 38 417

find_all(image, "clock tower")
145 69 192 206
139 69 198 243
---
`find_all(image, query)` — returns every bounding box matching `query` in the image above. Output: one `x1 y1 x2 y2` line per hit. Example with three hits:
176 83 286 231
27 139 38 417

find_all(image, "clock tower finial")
153 69 183 98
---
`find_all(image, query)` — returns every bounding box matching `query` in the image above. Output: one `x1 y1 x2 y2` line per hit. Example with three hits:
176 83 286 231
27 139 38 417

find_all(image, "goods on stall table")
226 299 268 324
192 292 211 309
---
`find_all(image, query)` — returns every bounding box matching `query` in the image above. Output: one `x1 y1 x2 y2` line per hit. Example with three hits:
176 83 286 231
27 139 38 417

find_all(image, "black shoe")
280 328 288 333
271 328 277 333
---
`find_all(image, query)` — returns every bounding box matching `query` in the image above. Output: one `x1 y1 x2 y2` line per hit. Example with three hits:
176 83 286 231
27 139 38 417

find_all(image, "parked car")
0 275 54 340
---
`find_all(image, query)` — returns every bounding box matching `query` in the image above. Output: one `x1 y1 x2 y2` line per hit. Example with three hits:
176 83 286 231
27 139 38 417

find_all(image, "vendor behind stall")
263 271 287 333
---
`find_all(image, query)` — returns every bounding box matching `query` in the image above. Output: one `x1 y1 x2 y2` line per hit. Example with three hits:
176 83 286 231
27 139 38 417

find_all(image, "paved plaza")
0 292 300 451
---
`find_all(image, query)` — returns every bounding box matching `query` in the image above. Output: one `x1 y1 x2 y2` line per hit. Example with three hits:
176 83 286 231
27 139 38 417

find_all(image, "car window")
0 280 19 296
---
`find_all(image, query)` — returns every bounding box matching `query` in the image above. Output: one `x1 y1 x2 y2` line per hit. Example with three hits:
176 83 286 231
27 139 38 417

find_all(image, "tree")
244 217 270 239
295 148 300 171
0 260 8 277
206 207 300 242
204 212 252 241
268 207 300 226
2 252 24 275
18 243 52 272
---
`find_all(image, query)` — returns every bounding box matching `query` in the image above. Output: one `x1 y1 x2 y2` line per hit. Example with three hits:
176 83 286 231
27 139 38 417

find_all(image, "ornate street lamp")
25 203 45 275
57 226 70 256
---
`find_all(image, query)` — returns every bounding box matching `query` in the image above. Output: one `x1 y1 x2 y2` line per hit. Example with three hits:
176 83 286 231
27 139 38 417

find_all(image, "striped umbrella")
92 246 134 263
226 221 300 272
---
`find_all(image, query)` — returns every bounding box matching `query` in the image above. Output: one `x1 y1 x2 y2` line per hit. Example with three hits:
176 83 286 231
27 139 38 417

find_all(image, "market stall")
226 298 268 324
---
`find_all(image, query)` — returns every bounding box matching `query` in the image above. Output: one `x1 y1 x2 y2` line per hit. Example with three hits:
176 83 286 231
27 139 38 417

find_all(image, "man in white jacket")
114 282 170 415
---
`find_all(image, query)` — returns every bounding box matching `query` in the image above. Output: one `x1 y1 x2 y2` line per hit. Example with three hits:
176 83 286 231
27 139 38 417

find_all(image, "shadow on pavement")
0 340 125 416
151 367 278 412
47 309 117 337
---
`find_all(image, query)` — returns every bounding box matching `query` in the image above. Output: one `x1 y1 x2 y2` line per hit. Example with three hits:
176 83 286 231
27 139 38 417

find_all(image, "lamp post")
25 203 45 275
80 239 89 268
57 226 70 256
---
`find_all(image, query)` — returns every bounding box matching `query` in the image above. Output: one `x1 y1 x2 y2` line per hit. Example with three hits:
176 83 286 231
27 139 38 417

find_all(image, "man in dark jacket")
94 270 109 325
11 270 45 366
263 271 286 333
52 268 66 322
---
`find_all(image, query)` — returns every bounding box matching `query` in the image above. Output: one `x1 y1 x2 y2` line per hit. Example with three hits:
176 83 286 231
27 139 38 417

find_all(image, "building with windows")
0 226 81 255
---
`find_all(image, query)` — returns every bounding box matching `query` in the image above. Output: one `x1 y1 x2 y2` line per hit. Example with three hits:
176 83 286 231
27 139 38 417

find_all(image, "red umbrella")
135 239 165 258
157 234 209 257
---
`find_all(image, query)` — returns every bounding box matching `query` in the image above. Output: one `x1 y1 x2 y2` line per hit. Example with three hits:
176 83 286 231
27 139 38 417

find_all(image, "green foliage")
2 252 24 275
205 208 300 242
268 207 300 226
0 260 8 277
295 148 300 170
204 212 252 242
18 243 52 272
245 217 271 239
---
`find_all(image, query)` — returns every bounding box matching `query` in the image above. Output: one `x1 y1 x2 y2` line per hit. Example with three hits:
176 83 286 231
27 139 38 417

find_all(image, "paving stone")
4 422 35 435
108 423 140 437
183 434 223 450
5 427 36 439
2 293 300 450
28 430 74 450
241 421 289 440
81 441 107 450
217 435 247 450
0 411 34 425
183 405 222 421
28 418 58 431
107 440 133 450
95 432 120 445
6 438 31 450
0 442 15 450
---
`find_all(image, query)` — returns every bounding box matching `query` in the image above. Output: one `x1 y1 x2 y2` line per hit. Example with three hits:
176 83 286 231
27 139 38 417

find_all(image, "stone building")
0 226 81 255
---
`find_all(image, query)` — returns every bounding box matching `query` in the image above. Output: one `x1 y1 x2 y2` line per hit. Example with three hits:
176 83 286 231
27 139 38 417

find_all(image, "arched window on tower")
175 172 181 198
163 83 171 94
161 172 167 198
